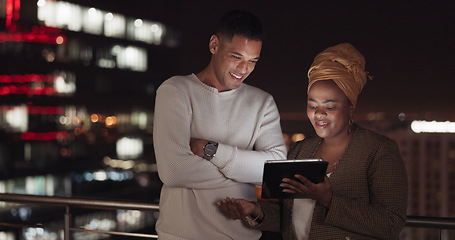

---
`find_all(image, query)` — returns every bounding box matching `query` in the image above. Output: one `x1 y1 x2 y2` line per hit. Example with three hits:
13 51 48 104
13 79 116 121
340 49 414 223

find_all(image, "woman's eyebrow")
308 98 337 104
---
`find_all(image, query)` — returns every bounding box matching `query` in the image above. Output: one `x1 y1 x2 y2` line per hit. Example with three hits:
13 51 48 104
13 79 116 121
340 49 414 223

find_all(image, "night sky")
101 0 455 121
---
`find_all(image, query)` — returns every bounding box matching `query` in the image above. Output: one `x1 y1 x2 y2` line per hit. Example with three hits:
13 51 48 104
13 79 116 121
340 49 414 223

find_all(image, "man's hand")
217 197 263 221
190 138 209 158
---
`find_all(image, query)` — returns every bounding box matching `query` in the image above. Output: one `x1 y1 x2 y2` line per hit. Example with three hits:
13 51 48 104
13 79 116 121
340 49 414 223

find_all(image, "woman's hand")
217 197 263 221
281 175 333 207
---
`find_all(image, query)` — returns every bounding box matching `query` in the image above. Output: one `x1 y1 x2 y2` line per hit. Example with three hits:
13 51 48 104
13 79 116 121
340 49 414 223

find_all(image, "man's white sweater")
153 74 287 239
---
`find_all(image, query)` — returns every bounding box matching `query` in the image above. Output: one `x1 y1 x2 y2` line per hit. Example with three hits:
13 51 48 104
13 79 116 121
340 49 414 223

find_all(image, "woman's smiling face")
307 80 353 140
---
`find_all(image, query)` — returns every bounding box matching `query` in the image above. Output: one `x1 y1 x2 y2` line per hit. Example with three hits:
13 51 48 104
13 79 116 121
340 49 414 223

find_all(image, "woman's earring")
348 114 354 133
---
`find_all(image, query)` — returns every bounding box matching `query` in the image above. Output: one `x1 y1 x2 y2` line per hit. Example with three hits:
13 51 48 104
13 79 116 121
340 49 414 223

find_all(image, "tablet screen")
261 159 328 199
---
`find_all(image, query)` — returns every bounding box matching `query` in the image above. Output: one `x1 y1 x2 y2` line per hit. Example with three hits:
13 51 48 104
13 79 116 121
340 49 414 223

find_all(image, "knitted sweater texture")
153 74 287 239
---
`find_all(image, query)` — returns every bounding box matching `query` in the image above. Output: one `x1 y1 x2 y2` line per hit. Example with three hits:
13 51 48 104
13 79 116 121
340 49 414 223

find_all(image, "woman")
218 43 408 240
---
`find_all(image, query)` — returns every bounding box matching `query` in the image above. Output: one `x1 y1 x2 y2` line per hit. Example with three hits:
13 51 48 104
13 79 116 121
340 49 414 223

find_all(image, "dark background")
84 0 455 122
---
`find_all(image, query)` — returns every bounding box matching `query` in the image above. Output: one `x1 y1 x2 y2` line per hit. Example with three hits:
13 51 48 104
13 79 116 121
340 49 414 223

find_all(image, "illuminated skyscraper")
385 123 455 240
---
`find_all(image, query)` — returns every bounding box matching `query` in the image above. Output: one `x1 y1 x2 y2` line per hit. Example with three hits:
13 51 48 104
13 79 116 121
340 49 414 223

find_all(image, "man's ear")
209 35 219 54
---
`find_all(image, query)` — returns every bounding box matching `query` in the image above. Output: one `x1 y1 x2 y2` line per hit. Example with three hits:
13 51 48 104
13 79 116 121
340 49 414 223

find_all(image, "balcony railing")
405 215 455 240
1 193 455 240
0 193 159 239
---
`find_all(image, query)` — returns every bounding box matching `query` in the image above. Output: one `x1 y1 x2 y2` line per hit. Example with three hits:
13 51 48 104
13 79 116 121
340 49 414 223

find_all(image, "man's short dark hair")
216 10 264 42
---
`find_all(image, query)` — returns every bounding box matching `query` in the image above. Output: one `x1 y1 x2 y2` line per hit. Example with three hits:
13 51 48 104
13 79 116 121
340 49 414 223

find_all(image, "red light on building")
0 74 53 83
0 74 60 96
27 106 64 115
13 0 20 21
0 31 66 44
21 131 68 141
0 85 56 96
5 0 14 29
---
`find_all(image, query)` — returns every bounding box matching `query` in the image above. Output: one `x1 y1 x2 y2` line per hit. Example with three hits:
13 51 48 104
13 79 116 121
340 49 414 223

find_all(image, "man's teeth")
231 72 242 79
317 121 327 125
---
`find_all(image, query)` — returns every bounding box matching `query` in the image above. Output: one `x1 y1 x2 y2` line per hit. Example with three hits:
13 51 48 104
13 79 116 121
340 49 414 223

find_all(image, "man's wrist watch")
203 141 218 160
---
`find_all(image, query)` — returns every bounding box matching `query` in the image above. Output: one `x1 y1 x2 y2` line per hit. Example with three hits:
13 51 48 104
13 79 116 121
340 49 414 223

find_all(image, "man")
153 10 287 239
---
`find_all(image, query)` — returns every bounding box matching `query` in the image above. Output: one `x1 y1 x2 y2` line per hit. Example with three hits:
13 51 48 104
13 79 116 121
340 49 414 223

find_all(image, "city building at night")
387 123 455 240
1 0 455 239
1 0 180 238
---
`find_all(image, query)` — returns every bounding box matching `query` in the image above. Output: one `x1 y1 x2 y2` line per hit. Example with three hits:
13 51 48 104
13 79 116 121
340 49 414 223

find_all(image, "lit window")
411 120 455 133
127 19 165 45
38 1 82 32
116 46 147 72
54 71 76 95
4 105 28 132
83 7 103 35
104 12 126 38
116 137 143 159
35 0 178 47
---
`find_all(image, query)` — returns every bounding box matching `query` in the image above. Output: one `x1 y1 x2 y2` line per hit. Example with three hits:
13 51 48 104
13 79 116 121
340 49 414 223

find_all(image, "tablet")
261 159 328 199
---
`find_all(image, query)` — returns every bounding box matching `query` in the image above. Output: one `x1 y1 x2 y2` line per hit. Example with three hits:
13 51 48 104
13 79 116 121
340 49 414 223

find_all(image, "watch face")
204 144 217 156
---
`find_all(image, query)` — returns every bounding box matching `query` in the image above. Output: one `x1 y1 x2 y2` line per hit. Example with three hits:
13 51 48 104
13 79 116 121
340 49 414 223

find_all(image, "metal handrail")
0 193 159 211
0 193 159 239
1 193 455 239
406 215 455 229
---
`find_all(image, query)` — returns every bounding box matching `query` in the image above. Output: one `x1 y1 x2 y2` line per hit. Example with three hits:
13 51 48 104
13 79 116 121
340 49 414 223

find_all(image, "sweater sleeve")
209 96 287 185
153 83 237 189
323 138 408 240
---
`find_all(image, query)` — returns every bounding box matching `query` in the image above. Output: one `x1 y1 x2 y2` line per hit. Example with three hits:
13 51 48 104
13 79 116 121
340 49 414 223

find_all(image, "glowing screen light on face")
411 120 455 133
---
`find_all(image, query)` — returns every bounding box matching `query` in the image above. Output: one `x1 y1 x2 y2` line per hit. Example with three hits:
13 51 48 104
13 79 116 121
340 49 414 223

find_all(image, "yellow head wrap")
307 43 369 107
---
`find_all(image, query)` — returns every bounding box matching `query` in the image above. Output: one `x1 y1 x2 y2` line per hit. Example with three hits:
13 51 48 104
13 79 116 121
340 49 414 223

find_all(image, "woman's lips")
315 120 328 128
